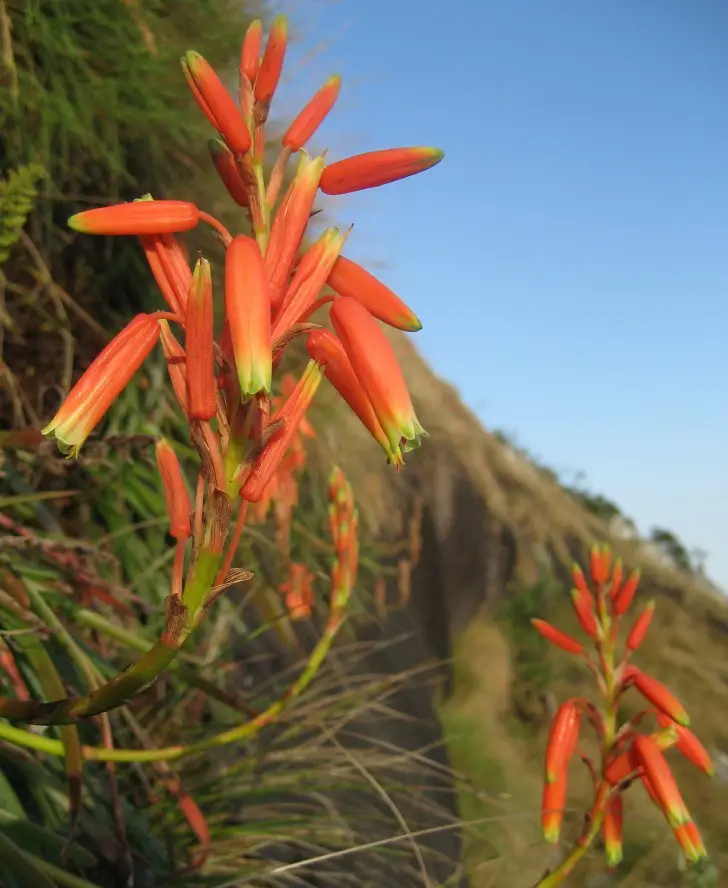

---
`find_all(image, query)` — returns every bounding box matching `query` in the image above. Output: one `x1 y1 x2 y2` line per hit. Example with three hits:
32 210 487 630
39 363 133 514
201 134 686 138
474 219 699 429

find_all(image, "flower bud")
155 439 191 541
240 19 263 85
320 147 444 195
183 51 251 154
283 75 341 151
545 700 580 783
69 201 199 236
186 258 216 420
531 619 584 655
225 236 272 397
254 15 287 109
330 297 425 464
327 255 421 332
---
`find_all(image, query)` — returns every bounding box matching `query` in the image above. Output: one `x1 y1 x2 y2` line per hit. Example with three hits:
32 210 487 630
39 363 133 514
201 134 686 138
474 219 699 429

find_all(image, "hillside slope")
310 328 728 886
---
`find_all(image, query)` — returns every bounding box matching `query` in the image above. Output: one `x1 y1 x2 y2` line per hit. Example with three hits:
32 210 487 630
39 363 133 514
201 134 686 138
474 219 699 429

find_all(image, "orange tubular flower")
140 232 192 315
254 15 287 108
240 19 263 85
625 600 656 652
673 820 707 863
42 315 160 456
306 329 392 460
330 297 425 463
159 321 188 415
570 587 598 637
530 619 584 655
640 774 659 809
602 792 623 867
590 544 610 585
225 236 272 397
272 228 347 338
183 52 251 154
656 714 714 776
633 734 691 827
283 75 341 152
319 146 444 195
69 201 200 236
613 569 640 615
327 255 422 332
605 744 639 786
571 563 593 604
186 258 216 420
542 772 568 843
241 361 323 503
155 439 191 541
209 139 249 207
266 154 325 308
545 700 581 783
610 557 624 599
631 669 689 727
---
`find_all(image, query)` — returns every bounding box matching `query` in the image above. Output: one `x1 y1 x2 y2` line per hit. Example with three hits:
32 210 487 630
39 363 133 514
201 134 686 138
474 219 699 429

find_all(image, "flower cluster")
36 14 441 649
277 466 358 621
534 546 712 885
43 14 442 487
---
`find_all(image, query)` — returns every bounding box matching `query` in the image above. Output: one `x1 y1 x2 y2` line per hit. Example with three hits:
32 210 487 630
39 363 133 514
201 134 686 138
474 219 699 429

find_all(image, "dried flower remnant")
532 547 712 887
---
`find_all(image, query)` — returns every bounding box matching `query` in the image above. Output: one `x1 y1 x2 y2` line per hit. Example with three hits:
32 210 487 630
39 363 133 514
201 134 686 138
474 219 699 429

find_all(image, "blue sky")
275 0 728 588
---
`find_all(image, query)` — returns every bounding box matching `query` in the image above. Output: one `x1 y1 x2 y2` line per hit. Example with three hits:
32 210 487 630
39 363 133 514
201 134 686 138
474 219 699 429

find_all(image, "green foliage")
0 0 257 433
0 427 460 886
650 525 695 574
0 165 44 266
1 0 251 196
496 577 560 724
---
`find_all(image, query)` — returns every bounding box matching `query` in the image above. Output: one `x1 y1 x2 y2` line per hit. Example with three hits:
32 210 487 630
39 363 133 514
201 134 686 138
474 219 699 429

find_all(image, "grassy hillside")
310 326 728 887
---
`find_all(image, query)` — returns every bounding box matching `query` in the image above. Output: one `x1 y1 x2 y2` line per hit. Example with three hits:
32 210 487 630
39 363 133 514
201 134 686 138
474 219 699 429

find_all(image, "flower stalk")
2 12 443 731
533 545 712 886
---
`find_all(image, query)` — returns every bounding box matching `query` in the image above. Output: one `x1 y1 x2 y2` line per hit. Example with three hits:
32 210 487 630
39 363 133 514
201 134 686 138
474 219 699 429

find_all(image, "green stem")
0 595 351 762
22 849 102 888
11 600 83 819
252 160 270 252
535 794 606 887
0 828 57 888
0 639 178 724
75 609 256 716
0 540 226 725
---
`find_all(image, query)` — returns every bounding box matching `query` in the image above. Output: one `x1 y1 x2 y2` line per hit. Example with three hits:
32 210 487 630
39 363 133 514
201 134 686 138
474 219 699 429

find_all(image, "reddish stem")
198 211 233 246
216 501 248 584
172 540 186 598
193 473 205 543
152 310 184 325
